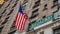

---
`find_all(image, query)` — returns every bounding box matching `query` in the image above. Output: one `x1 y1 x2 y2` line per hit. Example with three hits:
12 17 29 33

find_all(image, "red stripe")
21 14 27 30
18 13 22 30
14 13 18 26
19 13 23 30
20 14 25 30
17 13 21 29
14 13 28 31
17 13 20 29
15 13 19 27
22 14 27 30
21 18 25 30
20 14 24 30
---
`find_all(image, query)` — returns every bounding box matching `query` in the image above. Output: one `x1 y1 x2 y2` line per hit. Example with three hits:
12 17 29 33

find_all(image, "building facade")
0 0 60 34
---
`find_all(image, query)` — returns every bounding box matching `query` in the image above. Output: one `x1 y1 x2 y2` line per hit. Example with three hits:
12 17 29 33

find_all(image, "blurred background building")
0 0 60 34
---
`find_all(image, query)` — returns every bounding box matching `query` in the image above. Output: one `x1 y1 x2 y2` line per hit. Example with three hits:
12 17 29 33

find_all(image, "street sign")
29 13 56 30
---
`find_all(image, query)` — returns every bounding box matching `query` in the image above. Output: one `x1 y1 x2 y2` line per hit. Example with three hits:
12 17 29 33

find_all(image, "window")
1 9 6 14
33 0 40 8
53 9 58 13
23 1 28 6
7 9 14 15
31 20 36 24
0 15 2 19
58 0 60 9
53 0 58 5
23 0 28 6
32 9 38 16
12 2 17 8
5 3 10 8
0 27 4 33
11 24 15 28
51 0 58 8
1 19 7 25
43 4 48 11
53 26 60 34
42 16 46 18
5 0 12 8
29 9 39 19
1 17 9 25
22 0 28 10
6 16 9 19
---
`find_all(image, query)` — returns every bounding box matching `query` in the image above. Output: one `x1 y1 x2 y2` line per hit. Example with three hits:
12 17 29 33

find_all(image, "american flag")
14 5 28 31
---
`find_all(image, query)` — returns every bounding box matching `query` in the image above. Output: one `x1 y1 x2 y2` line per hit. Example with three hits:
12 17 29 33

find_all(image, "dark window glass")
58 0 60 7
1 19 7 25
42 16 46 18
22 0 28 10
31 20 36 24
12 2 17 8
23 1 28 5
5 0 12 8
0 27 4 33
53 26 60 34
0 15 2 19
51 0 58 8
6 17 9 19
29 9 39 19
32 9 38 13
5 3 10 8
1 17 9 25
30 14 38 19
11 24 15 28
1 9 6 14
43 4 48 11
53 0 58 5
33 0 40 8
7 9 14 15
53 9 58 13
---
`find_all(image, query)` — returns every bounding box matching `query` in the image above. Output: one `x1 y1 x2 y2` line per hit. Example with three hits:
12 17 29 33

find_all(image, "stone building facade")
0 0 60 34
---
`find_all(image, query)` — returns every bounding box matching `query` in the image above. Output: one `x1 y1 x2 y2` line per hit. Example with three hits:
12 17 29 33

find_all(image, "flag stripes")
14 4 28 31
14 12 27 30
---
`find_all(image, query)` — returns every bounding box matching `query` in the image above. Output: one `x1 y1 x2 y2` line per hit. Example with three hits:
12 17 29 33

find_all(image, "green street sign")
29 13 56 30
